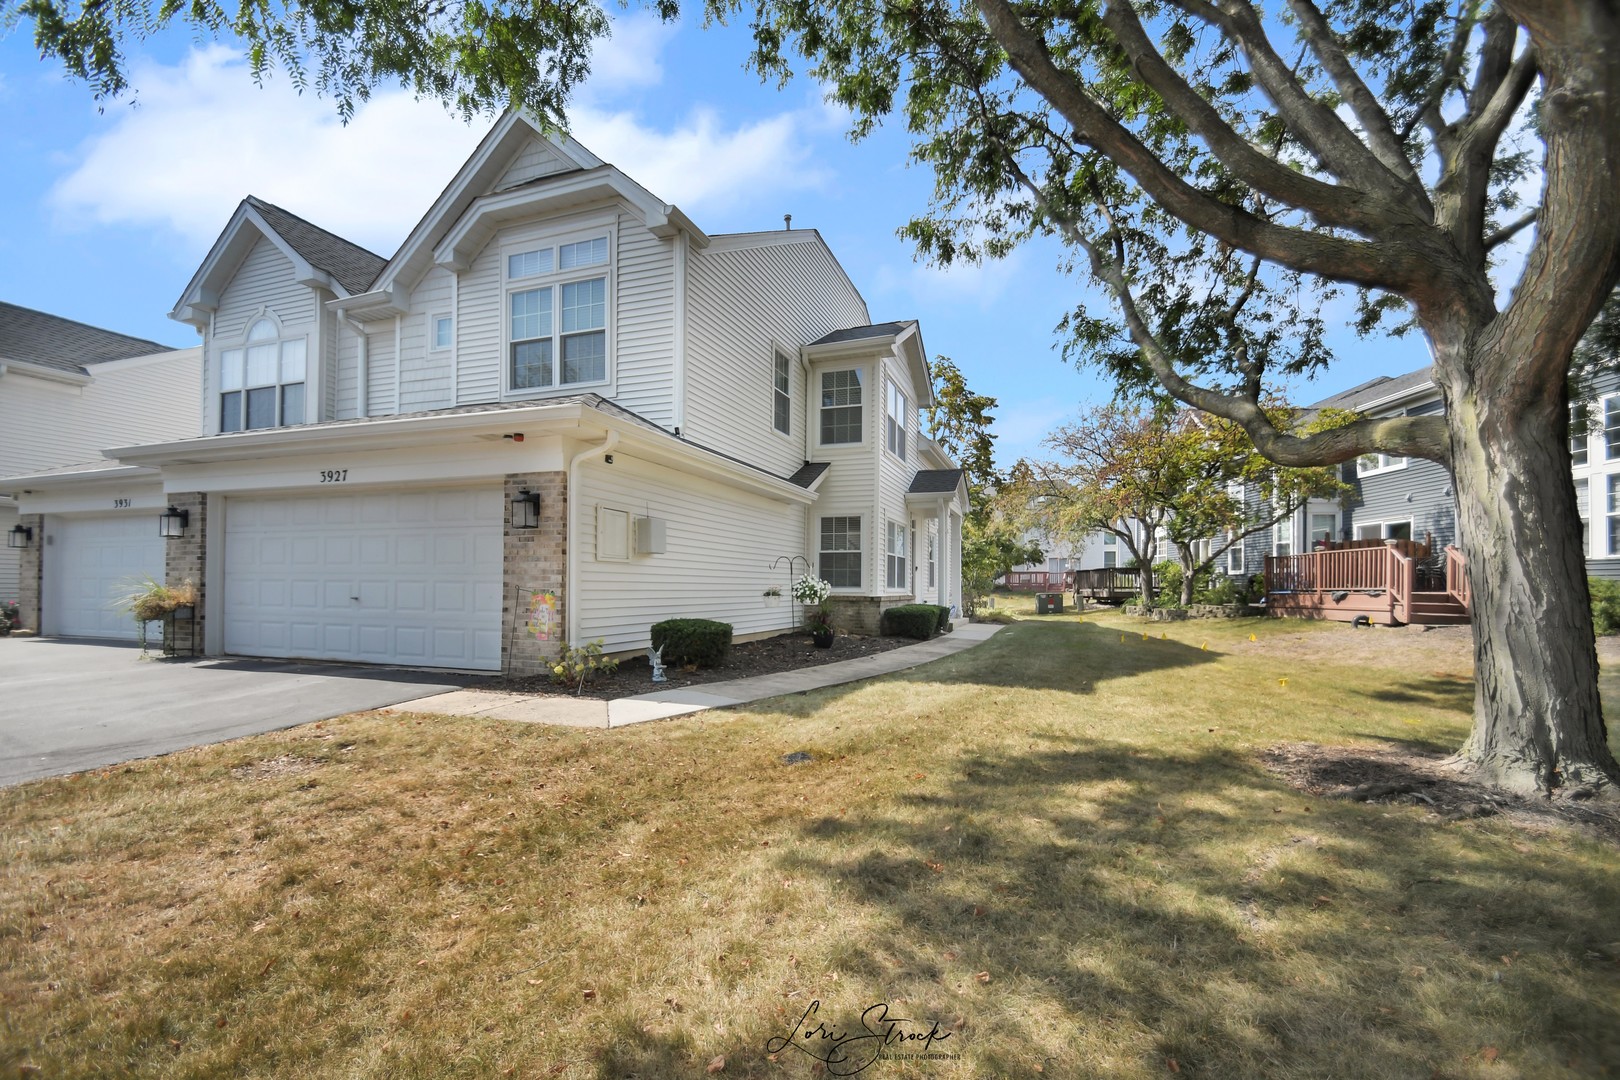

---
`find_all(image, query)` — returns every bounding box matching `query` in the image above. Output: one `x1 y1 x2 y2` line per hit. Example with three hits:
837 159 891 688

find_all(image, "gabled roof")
0 301 177 376
909 468 964 494
808 320 917 347
246 197 387 295
1307 366 1434 412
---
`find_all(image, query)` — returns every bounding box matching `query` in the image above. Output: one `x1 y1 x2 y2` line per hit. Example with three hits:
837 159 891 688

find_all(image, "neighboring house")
0 303 201 633
7 114 966 672
1570 368 1620 579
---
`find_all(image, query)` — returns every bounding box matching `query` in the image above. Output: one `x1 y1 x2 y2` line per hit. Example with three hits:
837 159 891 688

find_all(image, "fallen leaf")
216 1017 228 1029
582 988 597 1001
706 1054 727 1073
1481 1046 1500 1062
972 906 986 917
1168 1058 1181 1073
943 951 958 961
975 971 991 983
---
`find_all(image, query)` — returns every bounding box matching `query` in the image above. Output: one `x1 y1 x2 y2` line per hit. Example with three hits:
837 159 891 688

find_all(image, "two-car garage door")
223 487 503 671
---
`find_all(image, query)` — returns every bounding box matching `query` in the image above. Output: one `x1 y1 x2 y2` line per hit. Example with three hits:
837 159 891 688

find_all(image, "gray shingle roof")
808 320 917 347
1307 366 1434 412
908 469 964 494
0 302 178 376
786 461 830 488
247 197 388 295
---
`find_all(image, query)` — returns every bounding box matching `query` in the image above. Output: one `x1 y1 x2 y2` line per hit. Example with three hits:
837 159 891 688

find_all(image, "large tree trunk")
1179 552 1197 607
1444 371 1619 797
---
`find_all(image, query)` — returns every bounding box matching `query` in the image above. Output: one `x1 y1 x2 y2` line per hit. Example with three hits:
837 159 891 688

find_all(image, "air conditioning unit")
634 516 666 555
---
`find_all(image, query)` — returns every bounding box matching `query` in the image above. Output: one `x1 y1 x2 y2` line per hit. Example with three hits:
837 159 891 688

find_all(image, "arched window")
220 317 306 432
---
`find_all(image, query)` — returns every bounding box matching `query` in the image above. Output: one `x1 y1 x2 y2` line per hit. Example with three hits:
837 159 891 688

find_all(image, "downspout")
672 232 687 435
393 315 402 414
338 312 369 418
565 429 620 645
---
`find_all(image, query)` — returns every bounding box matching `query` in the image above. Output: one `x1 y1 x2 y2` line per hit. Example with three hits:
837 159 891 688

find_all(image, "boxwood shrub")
931 605 952 634
1592 578 1620 636
650 618 733 668
881 604 939 641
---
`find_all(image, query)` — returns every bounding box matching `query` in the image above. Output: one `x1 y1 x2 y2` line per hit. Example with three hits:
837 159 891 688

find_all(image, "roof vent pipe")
784 214 792 230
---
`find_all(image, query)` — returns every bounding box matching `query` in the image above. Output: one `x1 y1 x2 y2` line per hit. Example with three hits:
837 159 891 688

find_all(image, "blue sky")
0 12 1433 465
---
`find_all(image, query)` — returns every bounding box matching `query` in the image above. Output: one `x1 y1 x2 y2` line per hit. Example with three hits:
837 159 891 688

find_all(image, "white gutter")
672 231 687 435
0 359 92 386
566 430 620 645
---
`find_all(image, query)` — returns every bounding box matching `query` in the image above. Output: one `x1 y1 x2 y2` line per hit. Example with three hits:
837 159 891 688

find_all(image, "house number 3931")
319 469 349 483
112 498 131 509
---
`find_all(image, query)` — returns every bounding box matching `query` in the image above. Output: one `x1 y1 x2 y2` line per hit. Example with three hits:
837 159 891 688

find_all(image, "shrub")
1196 576 1240 605
881 604 939 640
1592 578 1620 636
931 605 952 634
650 618 733 668
551 640 618 691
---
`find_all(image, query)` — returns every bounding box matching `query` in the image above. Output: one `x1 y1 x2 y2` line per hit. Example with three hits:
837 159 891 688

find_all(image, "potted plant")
116 577 199 656
791 574 831 607
805 602 836 648
763 586 782 608
0 600 18 637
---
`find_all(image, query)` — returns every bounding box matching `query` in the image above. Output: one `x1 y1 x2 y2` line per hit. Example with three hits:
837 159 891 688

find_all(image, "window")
1356 521 1412 542
886 520 908 590
1310 512 1337 549
1609 476 1620 556
506 234 609 393
885 379 908 459
432 315 453 351
773 349 792 435
1606 399 1620 461
820 369 863 444
220 317 305 432
1226 533 1244 573
1571 403 1589 466
1576 478 1590 556
927 527 937 588
820 516 862 588
1102 532 1117 569
1356 452 1408 476
1273 517 1293 558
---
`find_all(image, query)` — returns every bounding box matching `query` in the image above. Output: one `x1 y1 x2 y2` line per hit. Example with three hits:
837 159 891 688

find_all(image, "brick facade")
16 513 42 632
164 493 207 655
824 594 912 636
501 472 568 677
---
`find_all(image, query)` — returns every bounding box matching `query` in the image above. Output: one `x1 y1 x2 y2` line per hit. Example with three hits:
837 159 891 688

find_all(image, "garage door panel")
46 514 166 641
225 487 500 670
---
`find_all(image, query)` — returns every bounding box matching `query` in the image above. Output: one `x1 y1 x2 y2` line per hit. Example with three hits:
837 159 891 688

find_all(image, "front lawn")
2 610 1617 1078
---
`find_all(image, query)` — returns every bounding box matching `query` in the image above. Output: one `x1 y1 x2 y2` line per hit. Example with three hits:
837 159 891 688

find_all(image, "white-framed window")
1355 520 1413 542
220 316 306 432
1102 531 1117 569
772 349 792 435
431 315 453 352
1575 478 1590 557
927 526 937 588
1605 398 1620 461
820 516 862 588
885 378 908 460
596 506 630 561
1571 403 1589 466
1309 512 1337 549
886 519 908 590
505 233 610 394
1273 517 1293 557
820 369 864 445
1356 451 1409 477
1226 532 1244 573
1608 476 1620 556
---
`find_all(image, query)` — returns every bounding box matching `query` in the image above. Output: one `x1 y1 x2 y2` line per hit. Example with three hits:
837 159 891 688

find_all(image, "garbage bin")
1036 593 1050 615
1047 592 1064 614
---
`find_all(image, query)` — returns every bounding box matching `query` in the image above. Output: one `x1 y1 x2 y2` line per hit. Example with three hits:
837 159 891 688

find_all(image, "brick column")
164 493 207 655
17 514 43 632
501 472 567 677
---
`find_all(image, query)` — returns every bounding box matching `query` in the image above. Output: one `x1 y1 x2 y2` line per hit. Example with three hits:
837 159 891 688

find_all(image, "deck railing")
1444 545 1470 609
1266 543 1415 621
1002 571 1071 591
1072 566 1141 598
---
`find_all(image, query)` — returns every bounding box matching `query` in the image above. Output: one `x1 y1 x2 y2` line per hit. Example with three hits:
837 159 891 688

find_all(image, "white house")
0 303 201 634
6 114 966 673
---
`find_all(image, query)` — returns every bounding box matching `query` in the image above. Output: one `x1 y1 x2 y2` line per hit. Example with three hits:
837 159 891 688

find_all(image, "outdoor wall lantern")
159 506 190 539
6 524 31 549
511 490 541 530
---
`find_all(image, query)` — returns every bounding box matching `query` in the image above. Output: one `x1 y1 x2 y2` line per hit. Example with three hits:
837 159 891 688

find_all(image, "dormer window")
220 317 305 432
505 233 611 394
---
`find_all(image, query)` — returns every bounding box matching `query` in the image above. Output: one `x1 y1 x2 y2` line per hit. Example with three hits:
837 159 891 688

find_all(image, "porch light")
159 506 189 539
6 524 31 549
511 490 541 530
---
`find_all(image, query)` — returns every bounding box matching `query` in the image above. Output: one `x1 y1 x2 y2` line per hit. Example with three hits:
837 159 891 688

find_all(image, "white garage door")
45 513 166 640
224 487 503 670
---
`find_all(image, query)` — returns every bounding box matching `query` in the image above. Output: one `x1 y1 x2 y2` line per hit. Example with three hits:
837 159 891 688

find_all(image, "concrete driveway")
0 637 479 786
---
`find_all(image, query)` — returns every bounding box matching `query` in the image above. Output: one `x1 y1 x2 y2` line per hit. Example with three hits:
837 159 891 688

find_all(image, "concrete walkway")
385 622 1003 729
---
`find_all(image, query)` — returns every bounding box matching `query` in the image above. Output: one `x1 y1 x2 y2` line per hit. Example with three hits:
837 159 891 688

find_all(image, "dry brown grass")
2 605 1617 1079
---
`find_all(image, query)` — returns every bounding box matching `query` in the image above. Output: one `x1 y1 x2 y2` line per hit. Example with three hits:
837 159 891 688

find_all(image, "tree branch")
1399 0 1476 146
1483 208 1538 250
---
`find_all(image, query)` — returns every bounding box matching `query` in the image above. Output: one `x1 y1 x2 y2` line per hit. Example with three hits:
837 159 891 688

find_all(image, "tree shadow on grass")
1352 676 1474 712
764 736 1620 1077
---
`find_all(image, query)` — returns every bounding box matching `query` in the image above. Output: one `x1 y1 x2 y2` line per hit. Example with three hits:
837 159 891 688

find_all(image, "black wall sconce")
511 490 541 529
7 524 31 549
159 506 190 539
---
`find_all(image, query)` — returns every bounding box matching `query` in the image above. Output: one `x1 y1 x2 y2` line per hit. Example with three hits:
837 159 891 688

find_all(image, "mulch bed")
489 631 922 700
1262 741 1620 844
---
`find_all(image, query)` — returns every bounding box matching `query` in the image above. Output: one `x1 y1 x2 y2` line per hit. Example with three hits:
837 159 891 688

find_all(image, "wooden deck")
1072 567 1140 605
1002 571 1071 592
1265 543 1470 626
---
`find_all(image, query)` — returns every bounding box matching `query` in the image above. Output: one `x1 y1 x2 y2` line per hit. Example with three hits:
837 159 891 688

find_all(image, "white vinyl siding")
573 456 806 652
684 236 871 476
494 135 577 190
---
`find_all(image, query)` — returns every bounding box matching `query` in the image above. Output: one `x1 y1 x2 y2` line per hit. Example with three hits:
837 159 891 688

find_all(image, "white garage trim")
44 513 166 640
223 486 503 670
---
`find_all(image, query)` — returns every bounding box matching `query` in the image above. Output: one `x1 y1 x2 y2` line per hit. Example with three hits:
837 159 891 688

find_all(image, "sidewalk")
383 622 1003 729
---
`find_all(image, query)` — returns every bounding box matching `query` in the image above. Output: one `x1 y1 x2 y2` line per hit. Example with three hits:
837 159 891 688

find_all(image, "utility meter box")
634 516 667 555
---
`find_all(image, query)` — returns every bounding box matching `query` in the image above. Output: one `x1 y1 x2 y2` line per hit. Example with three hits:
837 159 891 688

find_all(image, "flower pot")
764 594 781 608
812 629 835 649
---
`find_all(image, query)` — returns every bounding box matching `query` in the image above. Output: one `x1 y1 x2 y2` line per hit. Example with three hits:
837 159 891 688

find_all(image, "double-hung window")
1273 515 1293 557
1309 512 1337 548
1571 403 1589 466
927 527 937 588
820 516 862 588
220 318 305 432
886 520 908 590
507 236 609 393
1606 399 1620 461
1356 451 1408 476
1226 532 1244 573
885 379 908 459
820 369 863 444
1608 476 1620 556
773 349 792 435
1102 532 1117 569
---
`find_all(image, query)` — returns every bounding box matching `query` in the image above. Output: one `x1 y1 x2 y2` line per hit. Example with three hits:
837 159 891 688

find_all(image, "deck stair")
1265 542 1472 626
1406 591 1470 625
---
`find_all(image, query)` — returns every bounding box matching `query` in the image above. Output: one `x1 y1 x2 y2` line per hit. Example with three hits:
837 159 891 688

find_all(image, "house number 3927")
319 469 349 483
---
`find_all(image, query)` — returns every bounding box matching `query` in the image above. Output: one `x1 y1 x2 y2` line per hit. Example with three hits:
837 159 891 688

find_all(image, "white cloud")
580 13 679 99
